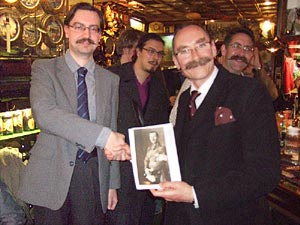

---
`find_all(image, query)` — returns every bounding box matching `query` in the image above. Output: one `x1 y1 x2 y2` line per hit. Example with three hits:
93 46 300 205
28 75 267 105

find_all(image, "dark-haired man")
18 3 130 225
108 33 169 225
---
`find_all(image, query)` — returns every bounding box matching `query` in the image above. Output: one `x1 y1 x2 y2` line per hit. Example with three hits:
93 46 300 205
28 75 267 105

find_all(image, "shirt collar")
190 65 219 95
65 49 95 74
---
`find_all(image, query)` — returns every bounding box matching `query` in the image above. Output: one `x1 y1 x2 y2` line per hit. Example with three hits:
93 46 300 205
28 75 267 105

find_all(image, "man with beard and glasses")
107 33 169 225
17 3 130 225
169 26 278 126
151 23 280 225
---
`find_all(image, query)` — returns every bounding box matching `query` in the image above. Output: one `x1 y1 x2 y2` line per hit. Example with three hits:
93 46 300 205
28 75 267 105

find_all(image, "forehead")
229 33 254 45
174 25 208 47
144 39 164 50
71 9 100 24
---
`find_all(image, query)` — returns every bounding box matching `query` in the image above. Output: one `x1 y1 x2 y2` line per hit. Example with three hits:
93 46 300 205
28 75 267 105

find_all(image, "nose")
190 47 201 59
83 27 91 37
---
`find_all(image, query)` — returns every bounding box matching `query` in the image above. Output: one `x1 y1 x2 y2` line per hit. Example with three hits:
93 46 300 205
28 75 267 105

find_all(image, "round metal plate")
0 8 22 43
21 17 42 47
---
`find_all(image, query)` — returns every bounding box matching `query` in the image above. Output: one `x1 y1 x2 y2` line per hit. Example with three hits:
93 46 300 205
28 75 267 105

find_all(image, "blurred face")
136 39 164 73
64 9 101 60
122 41 138 63
149 132 158 144
221 33 254 75
172 25 217 88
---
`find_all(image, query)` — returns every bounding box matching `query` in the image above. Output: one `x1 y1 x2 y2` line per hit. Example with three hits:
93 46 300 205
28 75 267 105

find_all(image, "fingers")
104 143 131 161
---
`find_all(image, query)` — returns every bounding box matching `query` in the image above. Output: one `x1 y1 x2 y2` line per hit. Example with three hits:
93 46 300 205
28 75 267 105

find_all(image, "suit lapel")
95 66 108 124
55 57 77 113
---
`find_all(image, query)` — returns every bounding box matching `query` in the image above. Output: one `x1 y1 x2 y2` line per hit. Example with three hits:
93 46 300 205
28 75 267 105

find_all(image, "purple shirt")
135 75 151 109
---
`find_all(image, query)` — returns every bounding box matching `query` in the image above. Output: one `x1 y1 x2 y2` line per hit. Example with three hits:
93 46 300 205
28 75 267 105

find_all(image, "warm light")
186 12 201 20
266 47 278 53
5 0 17 3
130 18 145 31
260 20 275 38
260 20 273 32
264 0 272 6
128 1 145 10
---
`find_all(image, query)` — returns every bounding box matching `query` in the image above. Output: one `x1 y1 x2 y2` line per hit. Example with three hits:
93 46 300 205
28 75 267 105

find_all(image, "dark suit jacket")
109 62 169 223
165 66 281 225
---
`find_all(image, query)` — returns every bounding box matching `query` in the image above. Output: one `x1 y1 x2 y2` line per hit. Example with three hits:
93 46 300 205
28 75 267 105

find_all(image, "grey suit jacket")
17 56 120 212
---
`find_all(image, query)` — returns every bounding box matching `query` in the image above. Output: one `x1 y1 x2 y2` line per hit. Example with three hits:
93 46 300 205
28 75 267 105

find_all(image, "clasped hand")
104 131 131 161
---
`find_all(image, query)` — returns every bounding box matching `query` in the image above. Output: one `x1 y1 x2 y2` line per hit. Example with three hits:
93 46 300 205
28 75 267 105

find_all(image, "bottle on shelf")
22 108 35 131
13 110 23 133
2 111 13 135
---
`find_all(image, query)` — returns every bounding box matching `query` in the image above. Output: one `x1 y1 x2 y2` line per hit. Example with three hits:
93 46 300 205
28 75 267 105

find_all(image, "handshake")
104 131 131 161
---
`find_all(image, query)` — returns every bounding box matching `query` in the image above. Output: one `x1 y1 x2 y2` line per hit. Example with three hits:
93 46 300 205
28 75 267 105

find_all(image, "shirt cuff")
192 186 199 208
95 127 112 149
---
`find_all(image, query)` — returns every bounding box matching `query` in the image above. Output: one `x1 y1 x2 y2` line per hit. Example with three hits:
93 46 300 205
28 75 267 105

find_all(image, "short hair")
64 2 105 31
223 27 255 46
116 29 144 55
172 23 210 51
136 33 165 52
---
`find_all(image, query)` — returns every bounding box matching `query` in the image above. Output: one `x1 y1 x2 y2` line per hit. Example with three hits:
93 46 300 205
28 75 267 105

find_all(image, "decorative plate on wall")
18 0 40 12
0 8 22 44
41 0 64 14
41 15 64 48
21 16 43 47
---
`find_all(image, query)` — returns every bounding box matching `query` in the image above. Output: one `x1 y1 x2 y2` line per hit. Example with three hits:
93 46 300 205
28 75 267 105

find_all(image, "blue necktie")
76 67 92 162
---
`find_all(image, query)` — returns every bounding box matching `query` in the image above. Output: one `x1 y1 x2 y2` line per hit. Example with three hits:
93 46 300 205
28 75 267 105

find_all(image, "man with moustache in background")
108 33 169 225
151 23 280 225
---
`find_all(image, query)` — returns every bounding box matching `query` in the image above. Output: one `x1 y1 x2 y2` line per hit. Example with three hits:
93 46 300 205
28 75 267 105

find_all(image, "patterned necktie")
189 91 200 119
77 67 91 162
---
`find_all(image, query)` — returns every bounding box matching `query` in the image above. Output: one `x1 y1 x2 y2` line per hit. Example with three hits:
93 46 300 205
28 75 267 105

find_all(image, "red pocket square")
214 106 236 126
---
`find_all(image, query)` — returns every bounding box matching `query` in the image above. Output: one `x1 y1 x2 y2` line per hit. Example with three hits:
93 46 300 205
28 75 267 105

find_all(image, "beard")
145 60 159 73
183 57 213 70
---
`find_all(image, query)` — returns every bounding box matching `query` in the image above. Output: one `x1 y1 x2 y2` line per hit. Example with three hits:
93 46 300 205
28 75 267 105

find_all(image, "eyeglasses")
68 23 101 34
142 48 165 58
174 41 211 58
228 43 254 53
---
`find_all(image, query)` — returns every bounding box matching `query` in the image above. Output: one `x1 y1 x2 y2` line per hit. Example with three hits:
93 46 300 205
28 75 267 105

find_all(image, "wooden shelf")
0 129 40 141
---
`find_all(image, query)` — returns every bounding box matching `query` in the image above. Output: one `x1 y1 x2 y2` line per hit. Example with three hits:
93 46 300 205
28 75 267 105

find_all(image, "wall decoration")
21 16 43 47
0 8 22 44
41 15 64 48
278 0 300 41
17 0 40 12
41 0 65 14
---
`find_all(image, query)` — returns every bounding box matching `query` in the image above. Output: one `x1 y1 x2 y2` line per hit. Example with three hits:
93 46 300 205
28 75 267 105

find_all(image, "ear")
211 41 217 58
64 25 70 39
172 54 180 70
220 44 226 57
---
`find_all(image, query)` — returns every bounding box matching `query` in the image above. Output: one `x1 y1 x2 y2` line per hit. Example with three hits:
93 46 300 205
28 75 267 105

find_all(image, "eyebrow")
176 37 207 51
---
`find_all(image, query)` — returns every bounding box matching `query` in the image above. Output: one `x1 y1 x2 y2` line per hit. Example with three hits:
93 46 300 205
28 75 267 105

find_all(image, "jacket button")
69 161 75 166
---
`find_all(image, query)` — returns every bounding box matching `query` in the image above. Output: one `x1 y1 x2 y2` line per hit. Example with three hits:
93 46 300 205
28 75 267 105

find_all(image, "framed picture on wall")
277 0 300 41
